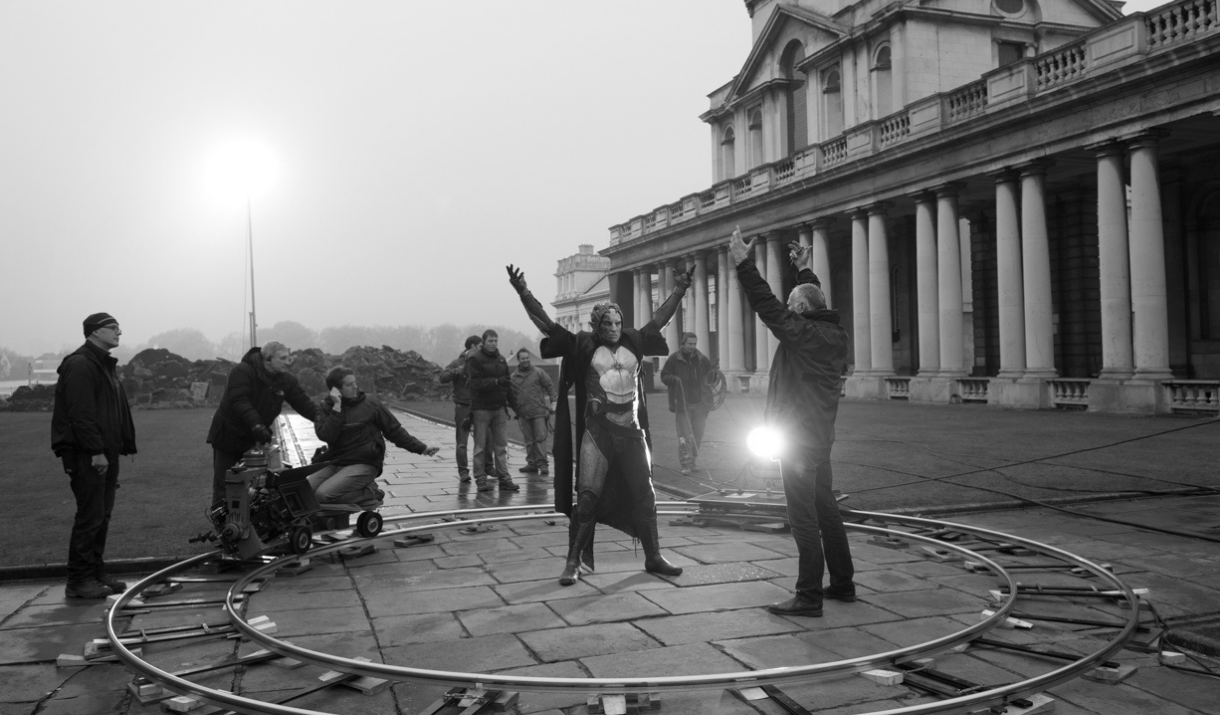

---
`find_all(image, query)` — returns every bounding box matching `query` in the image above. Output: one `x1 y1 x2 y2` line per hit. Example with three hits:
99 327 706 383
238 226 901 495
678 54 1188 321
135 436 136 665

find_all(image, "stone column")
766 232 785 308
1020 162 1057 378
851 210 872 374
638 265 653 325
632 269 644 328
868 204 894 374
1095 143 1133 379
1128 133 1173 380
718 249 730 369
754 239 770 375
936 185 965 375
913 192 940 375
994 172 1026 377
810 219 833 308
693 251 710 354
659 262 676 366
727 249 746 376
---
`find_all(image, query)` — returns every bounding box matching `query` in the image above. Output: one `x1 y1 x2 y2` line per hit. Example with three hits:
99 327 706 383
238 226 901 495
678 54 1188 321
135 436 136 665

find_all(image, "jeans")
455 404 494 477
62 451 119 585
675 404 709 469
307 463 381 506
518 415 549 468
781 444 854 602
471 408 508 480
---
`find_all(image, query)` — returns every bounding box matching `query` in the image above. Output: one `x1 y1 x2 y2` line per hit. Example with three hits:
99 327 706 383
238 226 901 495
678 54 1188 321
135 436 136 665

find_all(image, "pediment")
725 5 848 107
912 0 1122 26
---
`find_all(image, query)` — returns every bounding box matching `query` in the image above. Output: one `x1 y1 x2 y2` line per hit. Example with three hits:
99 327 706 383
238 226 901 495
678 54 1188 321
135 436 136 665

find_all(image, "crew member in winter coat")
465 330 519 493
439 335 493 482
510 348 556 475
206 341 319 508
507 263 689 586
660 333 713 475
308 366 439 505
731 226 855 618
51 312 137 599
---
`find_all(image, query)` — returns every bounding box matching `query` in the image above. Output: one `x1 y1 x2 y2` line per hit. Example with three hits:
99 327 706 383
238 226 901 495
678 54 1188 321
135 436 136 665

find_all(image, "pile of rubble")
1 346 446 411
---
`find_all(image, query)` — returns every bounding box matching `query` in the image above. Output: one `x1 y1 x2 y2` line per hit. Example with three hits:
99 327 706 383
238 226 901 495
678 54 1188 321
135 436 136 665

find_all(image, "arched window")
823 66 843 138
781 41 808 153
721 125 736 179
873 44 893 118
748 108 764 169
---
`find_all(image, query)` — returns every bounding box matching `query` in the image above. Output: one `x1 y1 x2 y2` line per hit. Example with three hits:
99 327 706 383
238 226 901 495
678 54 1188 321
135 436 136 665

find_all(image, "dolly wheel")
289 526 312 555
356 511 383 538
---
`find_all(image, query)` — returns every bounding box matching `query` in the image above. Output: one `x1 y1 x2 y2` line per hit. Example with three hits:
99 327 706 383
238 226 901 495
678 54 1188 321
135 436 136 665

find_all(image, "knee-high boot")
635 516 682 577
559 516 597 586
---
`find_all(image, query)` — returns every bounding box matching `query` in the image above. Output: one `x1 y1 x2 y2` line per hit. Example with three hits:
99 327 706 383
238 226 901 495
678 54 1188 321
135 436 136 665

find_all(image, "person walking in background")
511 348 555 475
660 332 712 476
439 335 493 483
730 226 855 618
309 366 440 505
52 312 137 599
465 329 519 492
206 341 319 508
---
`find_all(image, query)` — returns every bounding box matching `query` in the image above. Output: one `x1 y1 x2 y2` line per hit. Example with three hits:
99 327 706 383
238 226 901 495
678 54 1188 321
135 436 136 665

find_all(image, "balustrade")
822 136 848 167
885 376 911 399
1146 0 1219 49
946 81 987 123
1164 380 1220 413
1035 42 1087 91
1049 379 1090 408
733 176 753 198
878 111 911 147
773 159 796 185
957 378 990 403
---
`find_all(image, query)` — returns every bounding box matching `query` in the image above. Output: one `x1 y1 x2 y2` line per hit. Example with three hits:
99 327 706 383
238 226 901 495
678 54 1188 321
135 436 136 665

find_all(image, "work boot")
518 465 539 474
457 472 471 483
635 516 683 577
539 465 549 475
766 595 823 617
559 517 598 586
824 584 858 602
498 479 520 492
65 579 111 599
96 573 128 594
475 478 494 492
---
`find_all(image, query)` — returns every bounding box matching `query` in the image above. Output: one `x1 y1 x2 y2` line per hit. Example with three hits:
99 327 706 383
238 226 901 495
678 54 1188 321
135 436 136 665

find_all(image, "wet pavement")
1 404 1218 714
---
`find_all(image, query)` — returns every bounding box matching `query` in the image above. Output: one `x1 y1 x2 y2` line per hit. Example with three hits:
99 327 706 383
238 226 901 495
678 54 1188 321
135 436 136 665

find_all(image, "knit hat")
83 312 119 337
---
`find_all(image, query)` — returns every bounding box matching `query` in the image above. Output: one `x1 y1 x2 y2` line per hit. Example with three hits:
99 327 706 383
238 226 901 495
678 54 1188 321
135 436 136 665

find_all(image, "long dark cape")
541 324 668 541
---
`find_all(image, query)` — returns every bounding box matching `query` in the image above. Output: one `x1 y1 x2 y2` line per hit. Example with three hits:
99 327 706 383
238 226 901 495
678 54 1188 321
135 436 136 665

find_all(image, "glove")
507 264 528 295
674 264 696 291
252 424 273 444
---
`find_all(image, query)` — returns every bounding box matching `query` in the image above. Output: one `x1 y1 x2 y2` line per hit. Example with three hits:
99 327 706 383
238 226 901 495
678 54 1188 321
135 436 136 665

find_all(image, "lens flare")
747 426 782 460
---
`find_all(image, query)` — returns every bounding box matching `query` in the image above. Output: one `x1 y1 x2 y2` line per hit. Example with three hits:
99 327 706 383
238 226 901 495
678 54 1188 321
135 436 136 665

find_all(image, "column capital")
988 168 1019 183
1017 158 1054 178
806 216 835 230
863 201 893 216
933 181 966 198
1123 129 1170 149
1085 138 1127 156
907 188 936 203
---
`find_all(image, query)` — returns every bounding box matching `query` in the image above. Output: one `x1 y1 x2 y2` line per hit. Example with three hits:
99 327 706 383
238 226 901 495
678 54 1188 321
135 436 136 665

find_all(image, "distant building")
599 0 1220 414
552 245 613 335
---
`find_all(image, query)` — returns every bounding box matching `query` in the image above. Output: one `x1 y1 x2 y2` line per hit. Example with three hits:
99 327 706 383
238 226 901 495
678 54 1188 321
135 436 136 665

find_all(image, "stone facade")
599 0 1220 414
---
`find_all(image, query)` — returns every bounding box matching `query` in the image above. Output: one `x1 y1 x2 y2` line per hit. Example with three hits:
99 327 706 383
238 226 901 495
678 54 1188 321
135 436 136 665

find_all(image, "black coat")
541 322 668 538
314 392 427 474
206 347 319 454
660 349 712 412
737 258 848 449
51 341 136 457
466 347 516 411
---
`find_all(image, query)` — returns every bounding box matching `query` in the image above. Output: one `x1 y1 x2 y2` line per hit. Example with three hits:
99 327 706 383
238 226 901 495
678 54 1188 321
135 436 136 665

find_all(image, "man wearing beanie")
51 312 137 599
206 341 320 508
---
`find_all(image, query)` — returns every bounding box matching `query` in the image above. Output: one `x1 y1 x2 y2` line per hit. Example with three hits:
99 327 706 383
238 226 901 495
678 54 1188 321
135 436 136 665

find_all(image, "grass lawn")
0 409 218 569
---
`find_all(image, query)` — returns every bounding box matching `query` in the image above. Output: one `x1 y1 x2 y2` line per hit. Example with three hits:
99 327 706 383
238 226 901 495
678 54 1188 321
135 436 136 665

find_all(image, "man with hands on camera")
308 366 439 506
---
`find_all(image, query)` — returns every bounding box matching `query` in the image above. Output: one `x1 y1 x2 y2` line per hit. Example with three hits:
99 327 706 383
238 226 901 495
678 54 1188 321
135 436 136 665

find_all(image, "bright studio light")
747 426 783 460
202 138 279 204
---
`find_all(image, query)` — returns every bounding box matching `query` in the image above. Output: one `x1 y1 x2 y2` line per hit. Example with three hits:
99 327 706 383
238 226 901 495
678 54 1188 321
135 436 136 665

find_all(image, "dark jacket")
510 365 555 419
51 341 137 457
466 347 516 411
315 392 427 474
660 348 712 413
206 347 319 454
737 259 848 449
439 352 474 405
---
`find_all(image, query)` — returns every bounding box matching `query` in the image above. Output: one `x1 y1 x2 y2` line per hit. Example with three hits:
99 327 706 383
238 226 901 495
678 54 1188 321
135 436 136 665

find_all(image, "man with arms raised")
730 227 855 617
507 263 689 585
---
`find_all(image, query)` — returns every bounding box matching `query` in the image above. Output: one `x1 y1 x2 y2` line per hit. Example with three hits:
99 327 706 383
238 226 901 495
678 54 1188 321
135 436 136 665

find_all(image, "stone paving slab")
519 622 662 662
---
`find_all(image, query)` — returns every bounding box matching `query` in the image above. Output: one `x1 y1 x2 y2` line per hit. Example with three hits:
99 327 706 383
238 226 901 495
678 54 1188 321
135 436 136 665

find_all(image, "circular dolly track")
108 505 1142 715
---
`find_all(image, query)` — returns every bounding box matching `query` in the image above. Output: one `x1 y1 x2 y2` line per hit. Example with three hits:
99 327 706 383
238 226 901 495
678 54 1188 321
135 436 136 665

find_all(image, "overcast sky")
0 0 1165 356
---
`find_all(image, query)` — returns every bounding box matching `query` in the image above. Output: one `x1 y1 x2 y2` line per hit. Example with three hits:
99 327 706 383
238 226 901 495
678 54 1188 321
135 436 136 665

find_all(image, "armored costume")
508 265 691 585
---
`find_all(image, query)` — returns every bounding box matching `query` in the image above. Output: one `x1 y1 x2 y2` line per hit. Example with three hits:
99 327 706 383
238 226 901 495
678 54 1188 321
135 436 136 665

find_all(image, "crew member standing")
52 312 137 599
660 333 712 476
731 227 855 617
510 348 556 475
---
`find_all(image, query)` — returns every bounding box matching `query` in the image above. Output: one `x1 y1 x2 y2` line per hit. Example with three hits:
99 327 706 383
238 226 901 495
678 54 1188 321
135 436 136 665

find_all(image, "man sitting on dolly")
506 263 690 586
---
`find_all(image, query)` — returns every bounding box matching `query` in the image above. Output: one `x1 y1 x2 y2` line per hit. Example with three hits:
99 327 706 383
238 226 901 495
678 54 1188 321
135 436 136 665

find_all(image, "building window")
994 0 1025 15
873 45 893 118
781 41 807 153
748 108 764 169
721 125 736 179
998 41 1024 67
822 66 844 138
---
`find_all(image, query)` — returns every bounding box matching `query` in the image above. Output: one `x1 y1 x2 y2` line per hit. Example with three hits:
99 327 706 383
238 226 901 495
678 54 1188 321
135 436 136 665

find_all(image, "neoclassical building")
599 0 1220 414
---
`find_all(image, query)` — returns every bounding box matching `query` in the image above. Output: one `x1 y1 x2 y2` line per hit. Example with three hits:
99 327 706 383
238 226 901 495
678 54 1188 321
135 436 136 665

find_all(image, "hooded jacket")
206 347 319 454
314 392 427 474
51 341 137 457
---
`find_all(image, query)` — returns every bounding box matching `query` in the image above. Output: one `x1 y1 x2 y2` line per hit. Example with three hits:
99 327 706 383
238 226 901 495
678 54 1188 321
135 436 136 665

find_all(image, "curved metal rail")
108 505 1140 715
